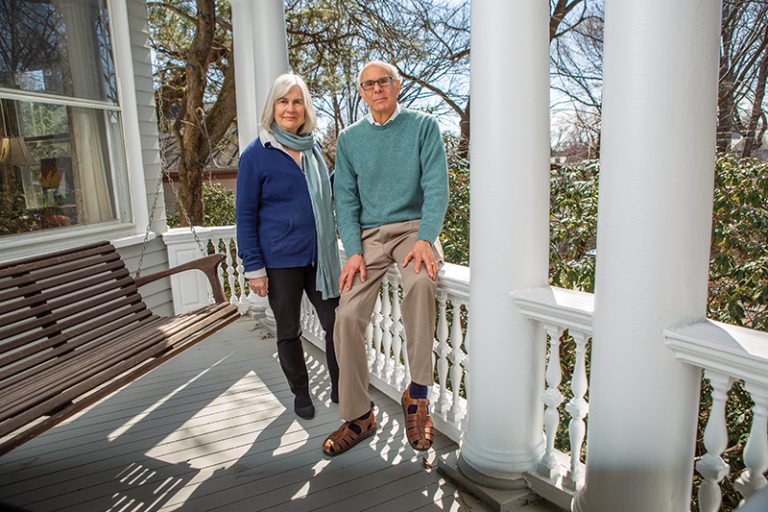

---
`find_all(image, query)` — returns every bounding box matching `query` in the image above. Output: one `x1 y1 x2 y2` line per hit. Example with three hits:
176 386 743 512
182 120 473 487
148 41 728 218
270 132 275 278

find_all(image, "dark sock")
349 410 371 435
407 382 429 414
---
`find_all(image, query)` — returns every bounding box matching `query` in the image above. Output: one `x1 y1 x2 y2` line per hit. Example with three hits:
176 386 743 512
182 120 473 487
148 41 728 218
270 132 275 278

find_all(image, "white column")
458 0 550 486
229 0 260 150
251 0 289 126
573 1 721 511
230 0 288 321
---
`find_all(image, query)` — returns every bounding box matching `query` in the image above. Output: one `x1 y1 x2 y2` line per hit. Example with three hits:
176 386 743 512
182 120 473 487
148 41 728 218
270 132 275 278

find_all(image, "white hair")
260 73 317 134
357 60 400 90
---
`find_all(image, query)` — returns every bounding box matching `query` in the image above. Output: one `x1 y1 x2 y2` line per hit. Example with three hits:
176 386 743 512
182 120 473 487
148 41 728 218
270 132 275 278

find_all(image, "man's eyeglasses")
360 76 395 91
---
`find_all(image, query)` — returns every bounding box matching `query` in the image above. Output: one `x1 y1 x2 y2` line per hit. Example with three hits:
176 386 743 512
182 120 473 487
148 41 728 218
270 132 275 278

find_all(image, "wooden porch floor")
0 317 555 512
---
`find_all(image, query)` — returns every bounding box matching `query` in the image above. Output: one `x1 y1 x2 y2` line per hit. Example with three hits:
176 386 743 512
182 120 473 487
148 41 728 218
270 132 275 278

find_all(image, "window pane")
0 0 118 104
0 98 118 236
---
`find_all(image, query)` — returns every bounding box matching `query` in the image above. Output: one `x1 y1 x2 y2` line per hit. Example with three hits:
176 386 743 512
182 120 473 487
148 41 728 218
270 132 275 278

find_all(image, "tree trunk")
742 24 768 158
717 2 737 153
459 97 470 159
174 0 215 226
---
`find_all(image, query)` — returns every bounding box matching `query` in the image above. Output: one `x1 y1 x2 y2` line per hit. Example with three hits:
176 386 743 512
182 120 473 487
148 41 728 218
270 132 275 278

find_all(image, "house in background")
158 128 239 216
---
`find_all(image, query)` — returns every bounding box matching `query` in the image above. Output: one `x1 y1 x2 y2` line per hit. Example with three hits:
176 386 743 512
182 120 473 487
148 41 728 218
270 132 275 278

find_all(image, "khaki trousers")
334 219 443 420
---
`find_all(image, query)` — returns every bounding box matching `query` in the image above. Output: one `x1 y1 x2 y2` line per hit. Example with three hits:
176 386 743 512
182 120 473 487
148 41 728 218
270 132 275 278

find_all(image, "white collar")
366 104 400 126
259 128 279 148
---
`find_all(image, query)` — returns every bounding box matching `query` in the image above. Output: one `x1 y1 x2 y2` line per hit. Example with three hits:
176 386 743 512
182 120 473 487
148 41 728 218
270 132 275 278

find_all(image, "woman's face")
274 85 306 135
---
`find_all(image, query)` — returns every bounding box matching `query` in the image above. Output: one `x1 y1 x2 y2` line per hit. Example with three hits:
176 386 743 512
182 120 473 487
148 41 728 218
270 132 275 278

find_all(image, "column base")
456 450 529 490
571 488 593 512
438 450 538 510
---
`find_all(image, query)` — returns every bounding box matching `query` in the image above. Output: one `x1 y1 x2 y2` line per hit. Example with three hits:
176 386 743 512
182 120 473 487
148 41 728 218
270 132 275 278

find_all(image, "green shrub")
166 182 236 228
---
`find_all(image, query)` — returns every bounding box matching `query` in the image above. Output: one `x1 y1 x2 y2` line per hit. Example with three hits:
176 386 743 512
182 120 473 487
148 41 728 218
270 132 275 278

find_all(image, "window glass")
0 0 118 104
0 0 125 238
1 98 118 236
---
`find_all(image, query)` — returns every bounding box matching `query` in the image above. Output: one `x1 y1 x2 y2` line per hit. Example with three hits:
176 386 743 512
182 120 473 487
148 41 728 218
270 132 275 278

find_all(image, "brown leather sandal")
322 412 377 456
401 389 435 451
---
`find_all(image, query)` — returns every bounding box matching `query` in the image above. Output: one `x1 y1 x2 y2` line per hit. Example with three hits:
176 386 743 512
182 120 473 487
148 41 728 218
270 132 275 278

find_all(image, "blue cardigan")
236 136 318 273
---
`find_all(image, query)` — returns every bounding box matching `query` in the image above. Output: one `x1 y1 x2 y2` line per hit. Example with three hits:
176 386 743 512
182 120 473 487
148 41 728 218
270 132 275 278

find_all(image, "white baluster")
235 248 247 309
312 300 322 338
373 291 384 375
299 294 309 331
391 282 405 387
696 369 733 512
224 237 237 305
381 277 394 381
537 323 566 480
366 314 375 371
447 297 466 424
462 327 470 406
735 381 768 501
435 291 450 415
403 326 411 386
563 330 590 490
212 237 223 304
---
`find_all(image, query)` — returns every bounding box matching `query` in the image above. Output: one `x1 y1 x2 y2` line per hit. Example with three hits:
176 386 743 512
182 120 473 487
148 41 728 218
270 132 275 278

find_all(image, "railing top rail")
511 285 594 334
665 319 768 385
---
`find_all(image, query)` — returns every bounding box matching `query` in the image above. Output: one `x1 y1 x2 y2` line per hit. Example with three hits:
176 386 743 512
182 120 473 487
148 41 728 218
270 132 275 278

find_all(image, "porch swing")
0 122 241 456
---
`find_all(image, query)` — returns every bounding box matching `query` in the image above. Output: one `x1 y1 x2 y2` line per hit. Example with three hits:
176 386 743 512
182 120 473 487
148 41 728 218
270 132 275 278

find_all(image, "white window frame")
0 0 148 263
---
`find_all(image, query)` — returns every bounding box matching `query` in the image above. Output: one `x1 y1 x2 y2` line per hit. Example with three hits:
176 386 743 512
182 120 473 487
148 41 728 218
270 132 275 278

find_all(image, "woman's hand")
249 276 268 297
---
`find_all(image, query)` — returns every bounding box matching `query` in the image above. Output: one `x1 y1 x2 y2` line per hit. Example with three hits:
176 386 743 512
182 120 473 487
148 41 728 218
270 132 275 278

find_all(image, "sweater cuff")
245 268 267 279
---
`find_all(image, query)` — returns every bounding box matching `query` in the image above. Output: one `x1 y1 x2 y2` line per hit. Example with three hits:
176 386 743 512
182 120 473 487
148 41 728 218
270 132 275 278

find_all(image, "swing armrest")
134 253 229 304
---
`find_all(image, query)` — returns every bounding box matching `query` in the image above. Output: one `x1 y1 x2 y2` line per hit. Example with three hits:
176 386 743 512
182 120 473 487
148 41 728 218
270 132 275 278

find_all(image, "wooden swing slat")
0 241 240 456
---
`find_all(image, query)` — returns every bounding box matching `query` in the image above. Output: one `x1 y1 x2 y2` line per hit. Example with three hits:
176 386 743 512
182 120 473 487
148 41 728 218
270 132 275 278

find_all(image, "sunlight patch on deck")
273 420 308 455
290 480 311 500
145 369 270 469
108 355 231 442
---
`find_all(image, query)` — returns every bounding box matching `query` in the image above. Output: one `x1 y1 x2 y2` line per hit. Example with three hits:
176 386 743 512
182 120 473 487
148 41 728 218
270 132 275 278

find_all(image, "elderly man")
322 60 449 456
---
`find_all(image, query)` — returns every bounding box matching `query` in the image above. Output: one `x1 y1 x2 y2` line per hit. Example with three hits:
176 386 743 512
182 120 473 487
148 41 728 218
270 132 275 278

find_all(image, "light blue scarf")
271 123 341 299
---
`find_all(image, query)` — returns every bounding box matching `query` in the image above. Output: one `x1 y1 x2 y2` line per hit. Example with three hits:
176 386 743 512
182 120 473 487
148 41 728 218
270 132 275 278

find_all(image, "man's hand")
403 239 438 280
248 276 268 297
339 253 366 292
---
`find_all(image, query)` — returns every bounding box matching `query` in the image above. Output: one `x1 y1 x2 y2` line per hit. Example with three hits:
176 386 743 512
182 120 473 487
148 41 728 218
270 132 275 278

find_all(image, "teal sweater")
334 108 449 256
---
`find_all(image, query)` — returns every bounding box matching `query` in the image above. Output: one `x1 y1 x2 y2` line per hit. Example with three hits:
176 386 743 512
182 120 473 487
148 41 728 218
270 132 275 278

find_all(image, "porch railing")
512 286 594 496
299 252 471 441
162 227 470 440
665 320 768 512
162 227 768 511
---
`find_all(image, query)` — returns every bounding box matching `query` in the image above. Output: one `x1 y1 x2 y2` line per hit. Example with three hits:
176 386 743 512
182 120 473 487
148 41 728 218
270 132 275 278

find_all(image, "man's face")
358 64 401 121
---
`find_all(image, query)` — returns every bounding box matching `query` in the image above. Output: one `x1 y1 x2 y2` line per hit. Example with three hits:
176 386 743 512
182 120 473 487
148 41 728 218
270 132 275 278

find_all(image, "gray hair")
260 73 317 135
357 60 400 90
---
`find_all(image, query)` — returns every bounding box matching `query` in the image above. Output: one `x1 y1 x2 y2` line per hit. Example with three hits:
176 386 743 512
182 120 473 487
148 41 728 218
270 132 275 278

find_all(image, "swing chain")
136 63 210 277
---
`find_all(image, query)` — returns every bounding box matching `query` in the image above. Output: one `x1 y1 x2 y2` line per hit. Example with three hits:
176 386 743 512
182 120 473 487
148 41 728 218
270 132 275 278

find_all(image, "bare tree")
549 0 604 159
717 0 768 157
149 0 236 226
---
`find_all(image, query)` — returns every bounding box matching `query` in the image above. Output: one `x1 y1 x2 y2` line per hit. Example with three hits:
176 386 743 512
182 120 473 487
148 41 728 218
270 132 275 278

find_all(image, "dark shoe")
401 389 434 451
294 394 315 419
322 411 376 456
331 389 339 404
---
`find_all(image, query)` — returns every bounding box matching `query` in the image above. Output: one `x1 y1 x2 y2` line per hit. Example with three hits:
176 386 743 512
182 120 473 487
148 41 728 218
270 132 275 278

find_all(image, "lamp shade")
0 137 37 167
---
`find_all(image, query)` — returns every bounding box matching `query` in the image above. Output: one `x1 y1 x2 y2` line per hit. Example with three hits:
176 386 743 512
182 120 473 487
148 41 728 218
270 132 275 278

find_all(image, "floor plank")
0 317 492 512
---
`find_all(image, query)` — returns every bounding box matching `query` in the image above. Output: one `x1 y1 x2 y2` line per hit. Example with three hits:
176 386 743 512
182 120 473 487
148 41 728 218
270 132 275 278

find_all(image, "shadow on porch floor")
0 317 558 512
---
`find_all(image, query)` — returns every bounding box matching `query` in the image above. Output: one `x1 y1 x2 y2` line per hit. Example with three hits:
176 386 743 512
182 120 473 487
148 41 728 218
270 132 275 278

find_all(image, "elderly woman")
236 73 341 420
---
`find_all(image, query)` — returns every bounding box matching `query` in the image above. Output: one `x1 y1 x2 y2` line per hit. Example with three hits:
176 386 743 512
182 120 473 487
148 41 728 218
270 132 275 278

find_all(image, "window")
0 0 128 237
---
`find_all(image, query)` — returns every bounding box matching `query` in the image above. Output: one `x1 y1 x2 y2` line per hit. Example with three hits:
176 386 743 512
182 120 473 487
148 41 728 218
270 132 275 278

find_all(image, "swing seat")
0 241 241 456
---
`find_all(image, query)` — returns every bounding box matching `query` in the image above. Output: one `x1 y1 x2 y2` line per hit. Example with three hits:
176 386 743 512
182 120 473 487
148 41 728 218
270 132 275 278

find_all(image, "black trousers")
266 266 340 397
